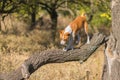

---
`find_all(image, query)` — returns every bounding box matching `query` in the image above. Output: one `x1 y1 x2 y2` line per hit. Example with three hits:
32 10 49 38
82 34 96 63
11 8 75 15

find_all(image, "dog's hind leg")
84 21 90 44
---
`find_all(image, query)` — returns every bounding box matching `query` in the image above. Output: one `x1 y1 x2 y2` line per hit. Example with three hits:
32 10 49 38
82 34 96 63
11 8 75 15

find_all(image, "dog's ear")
58 30 63 34
66 32 70 36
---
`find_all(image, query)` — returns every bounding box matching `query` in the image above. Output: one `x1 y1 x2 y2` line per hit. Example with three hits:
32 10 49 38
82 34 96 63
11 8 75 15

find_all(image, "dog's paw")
63 47 74 51
63 48 68 51
86 41 90 44
71 48 74 50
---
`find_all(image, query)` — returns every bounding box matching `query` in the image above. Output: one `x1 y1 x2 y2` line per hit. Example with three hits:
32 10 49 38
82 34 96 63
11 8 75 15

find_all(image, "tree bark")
50 9 58 41
0 33 106 80
102 0 120 80
30 7 36 30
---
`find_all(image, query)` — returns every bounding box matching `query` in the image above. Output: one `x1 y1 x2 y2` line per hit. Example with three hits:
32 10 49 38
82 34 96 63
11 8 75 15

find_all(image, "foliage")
0 0 111 32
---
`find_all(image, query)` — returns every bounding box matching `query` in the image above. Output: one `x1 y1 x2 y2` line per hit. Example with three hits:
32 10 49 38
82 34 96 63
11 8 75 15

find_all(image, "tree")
0 0 23 32
0 0 19 13
102 0 120 80
37 0 75 41
20 0 39 30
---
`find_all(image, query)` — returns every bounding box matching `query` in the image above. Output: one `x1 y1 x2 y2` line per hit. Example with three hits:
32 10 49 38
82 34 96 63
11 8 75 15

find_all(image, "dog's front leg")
63 35 74 51
72 31 75 41
76 32 80 44
87 35 90 44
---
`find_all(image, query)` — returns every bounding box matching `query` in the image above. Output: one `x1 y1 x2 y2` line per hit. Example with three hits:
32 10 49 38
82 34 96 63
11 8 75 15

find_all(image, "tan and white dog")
59 13 90 51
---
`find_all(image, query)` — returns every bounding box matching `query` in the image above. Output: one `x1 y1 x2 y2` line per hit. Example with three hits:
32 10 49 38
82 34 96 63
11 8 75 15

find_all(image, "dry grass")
0 54 28 72
0 30 55 55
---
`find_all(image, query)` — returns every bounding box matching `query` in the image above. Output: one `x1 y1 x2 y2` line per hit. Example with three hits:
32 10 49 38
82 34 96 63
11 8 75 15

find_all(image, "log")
0 33 106 80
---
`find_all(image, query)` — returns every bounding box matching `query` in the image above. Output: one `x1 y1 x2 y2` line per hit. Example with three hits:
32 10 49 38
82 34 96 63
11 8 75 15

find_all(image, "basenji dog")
59 13 90 51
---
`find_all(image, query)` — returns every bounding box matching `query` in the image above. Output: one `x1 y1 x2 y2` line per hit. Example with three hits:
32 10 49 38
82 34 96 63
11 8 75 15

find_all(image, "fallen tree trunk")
0 33 107 80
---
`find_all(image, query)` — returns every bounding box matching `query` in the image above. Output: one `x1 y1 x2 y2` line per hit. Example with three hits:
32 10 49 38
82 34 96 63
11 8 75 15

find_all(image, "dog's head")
59 30 70 45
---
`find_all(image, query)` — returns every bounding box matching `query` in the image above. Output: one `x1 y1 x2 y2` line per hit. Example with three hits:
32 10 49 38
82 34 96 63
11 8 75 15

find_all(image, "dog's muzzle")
60 40 66 45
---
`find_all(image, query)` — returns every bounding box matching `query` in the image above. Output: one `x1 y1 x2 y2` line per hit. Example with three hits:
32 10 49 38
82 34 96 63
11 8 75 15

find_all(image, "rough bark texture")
102 0 120 80
0 33 106 80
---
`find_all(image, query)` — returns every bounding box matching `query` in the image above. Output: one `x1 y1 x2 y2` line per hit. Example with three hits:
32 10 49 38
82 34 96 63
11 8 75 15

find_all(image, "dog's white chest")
64 25 72 33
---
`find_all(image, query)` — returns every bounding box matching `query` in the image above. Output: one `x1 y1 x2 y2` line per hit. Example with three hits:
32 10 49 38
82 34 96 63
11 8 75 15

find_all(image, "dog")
59 13 90 51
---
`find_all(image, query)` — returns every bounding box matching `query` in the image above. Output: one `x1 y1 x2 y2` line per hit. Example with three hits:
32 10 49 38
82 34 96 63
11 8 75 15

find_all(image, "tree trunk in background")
102 0 120 80
50 9 58 42
0 17 1 31
30 7 36 30
31 11 36 25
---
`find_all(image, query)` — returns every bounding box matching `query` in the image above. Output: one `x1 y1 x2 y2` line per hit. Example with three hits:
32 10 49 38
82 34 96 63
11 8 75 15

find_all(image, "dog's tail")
81 12 86 16
81 12 86 17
